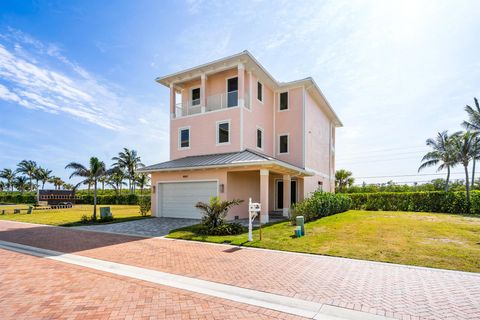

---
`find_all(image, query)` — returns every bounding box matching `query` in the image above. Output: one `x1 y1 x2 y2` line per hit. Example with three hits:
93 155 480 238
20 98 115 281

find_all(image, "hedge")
347 191 480 214
291 191 352 223
0 192 36 204
0 191 151 205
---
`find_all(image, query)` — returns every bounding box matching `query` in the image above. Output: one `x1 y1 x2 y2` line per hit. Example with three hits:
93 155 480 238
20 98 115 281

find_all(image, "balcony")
174 91 250 119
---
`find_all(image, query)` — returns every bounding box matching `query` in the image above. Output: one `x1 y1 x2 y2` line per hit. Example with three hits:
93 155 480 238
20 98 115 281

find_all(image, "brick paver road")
0 248 301 320
1 220 479 320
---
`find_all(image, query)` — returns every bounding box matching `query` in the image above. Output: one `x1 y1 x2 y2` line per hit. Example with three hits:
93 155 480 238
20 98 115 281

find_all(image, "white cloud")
0 29 169 137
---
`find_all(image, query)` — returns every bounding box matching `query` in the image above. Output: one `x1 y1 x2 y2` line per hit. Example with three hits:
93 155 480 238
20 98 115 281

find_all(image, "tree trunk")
465 164 471 212
472 159 476 189
93 180 97 221
29 176 32 191
445 167 450 192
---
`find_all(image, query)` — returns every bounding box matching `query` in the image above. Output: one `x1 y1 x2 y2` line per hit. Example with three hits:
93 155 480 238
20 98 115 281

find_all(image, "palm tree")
99 176 107 192
16 160 37 191
418 131 458 191
135 173 150 194
0 168 16 191
112 148 144 193
0 181 5 192
335 169 354 193
462 97 480 188
35 167 52 190
452 131 479 206
66 157 106 220
14 176 29 193
107 169 126 196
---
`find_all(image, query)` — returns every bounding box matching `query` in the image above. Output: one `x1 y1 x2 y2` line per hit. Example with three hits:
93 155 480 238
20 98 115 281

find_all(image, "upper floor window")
179 127 190 149
279 134 289 154
191 88 200 106
217 121 230 144
227 77 238 108
256 127 263 149
279 92 288 110
257 81 263 102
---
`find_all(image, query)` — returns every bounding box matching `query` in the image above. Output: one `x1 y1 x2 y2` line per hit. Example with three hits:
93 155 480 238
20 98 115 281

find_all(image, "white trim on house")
216 119 231 146
171 106 239 121
302 86 306 168
278 133 290 155
256 126 264 151
273 91 276 155
156 179 219 218
177 126 191 150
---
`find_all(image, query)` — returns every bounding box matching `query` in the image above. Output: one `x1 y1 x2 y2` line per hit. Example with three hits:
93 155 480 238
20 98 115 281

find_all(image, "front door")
276 180 297 210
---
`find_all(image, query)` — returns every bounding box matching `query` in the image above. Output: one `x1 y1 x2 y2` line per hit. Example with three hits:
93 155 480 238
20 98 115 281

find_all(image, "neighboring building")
139 51 342 222
38 189 76 206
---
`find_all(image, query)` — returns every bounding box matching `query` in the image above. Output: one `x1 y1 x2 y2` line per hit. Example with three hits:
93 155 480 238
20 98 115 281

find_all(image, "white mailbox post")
248 198 261 242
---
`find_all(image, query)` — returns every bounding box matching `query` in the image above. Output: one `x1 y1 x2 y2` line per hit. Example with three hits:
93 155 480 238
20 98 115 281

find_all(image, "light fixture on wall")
219 184 224 193
152 186 156 194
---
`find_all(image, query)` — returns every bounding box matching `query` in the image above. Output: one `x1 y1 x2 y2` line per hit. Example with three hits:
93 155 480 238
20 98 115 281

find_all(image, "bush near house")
291 191 352 223
195 197 247 235
347 191 480 214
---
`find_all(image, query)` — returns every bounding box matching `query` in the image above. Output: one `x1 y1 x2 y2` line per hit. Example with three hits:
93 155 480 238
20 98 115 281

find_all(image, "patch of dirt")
424 238 466 246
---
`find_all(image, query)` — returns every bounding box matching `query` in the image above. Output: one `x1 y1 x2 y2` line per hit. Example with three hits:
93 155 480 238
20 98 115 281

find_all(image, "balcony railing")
174 91 250 118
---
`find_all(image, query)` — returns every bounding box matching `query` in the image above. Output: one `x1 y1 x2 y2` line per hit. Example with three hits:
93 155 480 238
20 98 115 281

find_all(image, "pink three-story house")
139 51 342 223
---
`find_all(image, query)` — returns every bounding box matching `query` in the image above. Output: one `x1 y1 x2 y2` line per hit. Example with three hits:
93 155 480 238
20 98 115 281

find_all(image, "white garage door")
157 181 218 219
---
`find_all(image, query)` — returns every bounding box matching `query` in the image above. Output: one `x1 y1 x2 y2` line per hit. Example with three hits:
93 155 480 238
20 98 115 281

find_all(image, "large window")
256 127 263 149
179 127 190 149
279 92 288 110
279 134 289 154
217 121 230 144
257 81 263 102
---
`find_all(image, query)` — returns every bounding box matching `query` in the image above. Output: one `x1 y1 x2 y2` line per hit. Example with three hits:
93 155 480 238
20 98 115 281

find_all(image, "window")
256 128 263 149
279 92 288 110
179 127 190 149
279 134 289 154
227 77 238 107
191 88 200 106
217 121 230 144
257 81 263 102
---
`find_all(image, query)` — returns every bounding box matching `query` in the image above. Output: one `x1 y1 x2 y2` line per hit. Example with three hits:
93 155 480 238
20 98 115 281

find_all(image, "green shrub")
0 192 36 204
347 191 477 214
198 222 246 236
291 191 351 223
138 196 151 216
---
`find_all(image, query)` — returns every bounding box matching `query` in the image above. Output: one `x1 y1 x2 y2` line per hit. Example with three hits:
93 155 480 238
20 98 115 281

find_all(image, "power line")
355 172 477 179
338 150 428 161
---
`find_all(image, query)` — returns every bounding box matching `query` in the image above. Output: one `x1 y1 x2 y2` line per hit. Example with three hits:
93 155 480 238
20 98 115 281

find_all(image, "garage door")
157 181 218 219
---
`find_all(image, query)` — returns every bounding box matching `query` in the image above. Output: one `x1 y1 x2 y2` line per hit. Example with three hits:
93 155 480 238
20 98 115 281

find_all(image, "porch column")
200 73 207 113
169 83 176 119
260 169 269 223
283 175 291 217
238 63 245 108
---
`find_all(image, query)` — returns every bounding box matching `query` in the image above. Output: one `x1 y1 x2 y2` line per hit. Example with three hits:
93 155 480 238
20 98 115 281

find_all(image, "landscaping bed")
167 210 480 273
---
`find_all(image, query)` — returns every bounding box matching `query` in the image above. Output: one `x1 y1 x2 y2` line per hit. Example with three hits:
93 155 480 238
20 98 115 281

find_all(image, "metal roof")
138 149 312 175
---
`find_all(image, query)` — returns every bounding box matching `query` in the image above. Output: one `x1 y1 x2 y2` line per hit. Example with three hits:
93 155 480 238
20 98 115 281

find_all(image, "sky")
0 0 479 188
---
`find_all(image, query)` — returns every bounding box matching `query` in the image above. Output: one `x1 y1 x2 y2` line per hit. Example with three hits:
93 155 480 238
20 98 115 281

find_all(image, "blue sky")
1 0 479 187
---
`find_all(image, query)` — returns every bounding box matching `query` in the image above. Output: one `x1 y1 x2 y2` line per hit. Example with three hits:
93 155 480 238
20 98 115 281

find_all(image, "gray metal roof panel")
138 149 304 172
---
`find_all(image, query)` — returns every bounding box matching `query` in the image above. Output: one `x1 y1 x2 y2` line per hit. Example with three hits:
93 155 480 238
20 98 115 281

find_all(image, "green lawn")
167 210 480 273
0 204 150 226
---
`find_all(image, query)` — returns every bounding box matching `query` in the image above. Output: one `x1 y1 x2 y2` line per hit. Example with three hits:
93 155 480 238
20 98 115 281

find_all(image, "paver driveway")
0 220 479 320
73 217 200 237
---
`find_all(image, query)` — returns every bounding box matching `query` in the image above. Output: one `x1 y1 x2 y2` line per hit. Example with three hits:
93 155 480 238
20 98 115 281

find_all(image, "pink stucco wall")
242 72 274 155
303 90 335 193
274 87 304 168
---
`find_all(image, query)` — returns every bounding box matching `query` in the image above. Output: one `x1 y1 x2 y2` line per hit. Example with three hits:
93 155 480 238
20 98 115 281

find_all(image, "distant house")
139 51 342 222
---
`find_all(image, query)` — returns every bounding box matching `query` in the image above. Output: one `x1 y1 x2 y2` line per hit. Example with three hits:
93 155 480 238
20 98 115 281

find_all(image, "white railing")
174 90 250 118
